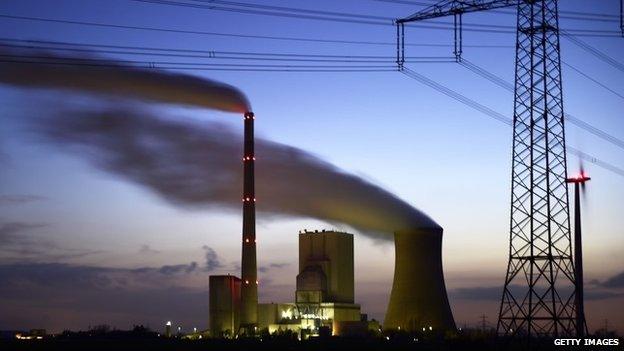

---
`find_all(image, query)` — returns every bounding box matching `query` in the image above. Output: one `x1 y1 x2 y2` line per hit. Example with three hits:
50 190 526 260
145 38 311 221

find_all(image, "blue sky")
1 0 623 333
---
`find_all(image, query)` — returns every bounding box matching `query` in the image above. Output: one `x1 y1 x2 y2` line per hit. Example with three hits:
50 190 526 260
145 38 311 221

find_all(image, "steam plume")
1 47 439 238
0 48 250 113
32 107 439 239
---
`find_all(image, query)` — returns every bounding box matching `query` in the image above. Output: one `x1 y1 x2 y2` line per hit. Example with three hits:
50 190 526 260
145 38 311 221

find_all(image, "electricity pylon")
397 0 577 336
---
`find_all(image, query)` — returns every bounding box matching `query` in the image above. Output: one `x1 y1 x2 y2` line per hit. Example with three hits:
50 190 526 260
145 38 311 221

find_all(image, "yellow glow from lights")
281 309 293 319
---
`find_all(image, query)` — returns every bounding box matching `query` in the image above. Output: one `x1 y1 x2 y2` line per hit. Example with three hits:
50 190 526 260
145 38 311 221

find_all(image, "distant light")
385 336 390 340
166 321 172 326
422 327 425 331
429 326 432 331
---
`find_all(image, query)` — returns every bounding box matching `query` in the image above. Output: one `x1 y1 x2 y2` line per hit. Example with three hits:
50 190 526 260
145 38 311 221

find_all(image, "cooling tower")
384 228 455 332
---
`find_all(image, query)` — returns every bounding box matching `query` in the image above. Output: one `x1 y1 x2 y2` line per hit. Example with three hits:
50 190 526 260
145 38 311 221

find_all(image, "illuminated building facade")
257 230 365 337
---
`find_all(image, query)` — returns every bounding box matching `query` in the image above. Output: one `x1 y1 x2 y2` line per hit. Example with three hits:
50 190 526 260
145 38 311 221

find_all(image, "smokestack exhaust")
239 111 257 333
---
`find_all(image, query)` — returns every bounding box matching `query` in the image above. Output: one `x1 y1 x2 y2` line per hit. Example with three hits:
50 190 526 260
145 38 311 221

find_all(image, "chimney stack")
240 111 258 333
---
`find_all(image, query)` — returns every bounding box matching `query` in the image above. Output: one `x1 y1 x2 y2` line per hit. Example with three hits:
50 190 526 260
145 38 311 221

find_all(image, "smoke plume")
31 107 439 239
1 47 439 238
0 48 250 113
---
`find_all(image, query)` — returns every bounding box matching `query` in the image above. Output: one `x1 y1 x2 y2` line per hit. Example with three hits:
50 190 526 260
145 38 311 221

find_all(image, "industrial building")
257 230 365 337
209 275 241 338
209 230 370 338
209 227 456 337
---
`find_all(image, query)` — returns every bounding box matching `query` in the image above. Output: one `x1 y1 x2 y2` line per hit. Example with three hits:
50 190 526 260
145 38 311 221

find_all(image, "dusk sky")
1 0 623 334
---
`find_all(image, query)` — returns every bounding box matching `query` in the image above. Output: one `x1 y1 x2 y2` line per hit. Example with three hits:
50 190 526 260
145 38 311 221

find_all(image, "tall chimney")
240 111 257 332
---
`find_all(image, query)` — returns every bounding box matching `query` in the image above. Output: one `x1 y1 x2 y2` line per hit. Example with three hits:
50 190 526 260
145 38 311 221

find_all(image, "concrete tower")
240 111 257 332
384 228 455 332
209 275 241 338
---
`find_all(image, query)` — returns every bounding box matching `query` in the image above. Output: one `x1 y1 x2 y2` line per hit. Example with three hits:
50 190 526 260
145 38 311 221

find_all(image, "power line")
0 58 397 72
0 14 509 48
0 41 455 64
562 61 624 101
461 57 624 102
400 66 624 178
459 58 624 151
125 0 622 36
562 31 624 73
1 12 618 44
194 0 621 23
374 0 621 21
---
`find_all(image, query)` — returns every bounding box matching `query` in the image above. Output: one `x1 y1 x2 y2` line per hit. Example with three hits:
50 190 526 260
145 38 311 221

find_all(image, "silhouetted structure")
396 0 578 336
383 228 455 332
566 171 590 337
240 111 258 334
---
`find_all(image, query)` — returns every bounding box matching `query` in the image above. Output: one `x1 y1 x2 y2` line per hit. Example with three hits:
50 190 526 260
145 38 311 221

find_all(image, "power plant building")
209 228 455 337
257 230 365 337
209 275 241 338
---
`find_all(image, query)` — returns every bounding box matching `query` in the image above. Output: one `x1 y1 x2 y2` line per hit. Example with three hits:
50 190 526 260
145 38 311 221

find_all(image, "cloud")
0 221 101 263
450 286 503 301
258 262 290 273
0 221 48 246
158 262 198 275
601 271 624 289
0 194 47 206
138 244 160 254
202 245 222 272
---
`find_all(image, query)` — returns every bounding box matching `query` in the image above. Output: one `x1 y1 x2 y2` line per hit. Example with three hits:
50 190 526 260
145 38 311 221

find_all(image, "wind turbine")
566 163 590 337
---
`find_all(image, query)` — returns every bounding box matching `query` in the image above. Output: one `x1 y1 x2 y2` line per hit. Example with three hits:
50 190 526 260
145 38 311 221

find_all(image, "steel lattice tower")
497 1 576 337
396 0 579 337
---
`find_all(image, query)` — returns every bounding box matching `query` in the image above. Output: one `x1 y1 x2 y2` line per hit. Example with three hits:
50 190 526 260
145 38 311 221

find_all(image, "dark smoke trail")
1 47 439 237
0 48 250 113
31 107 439 239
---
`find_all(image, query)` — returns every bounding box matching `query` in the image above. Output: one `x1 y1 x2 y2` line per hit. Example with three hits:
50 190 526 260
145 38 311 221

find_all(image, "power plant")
210 225 456 337
204 111 457 338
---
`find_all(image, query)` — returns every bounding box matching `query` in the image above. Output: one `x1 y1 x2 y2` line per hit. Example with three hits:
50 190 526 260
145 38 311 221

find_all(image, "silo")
384 227 455 332
209 275 241 338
